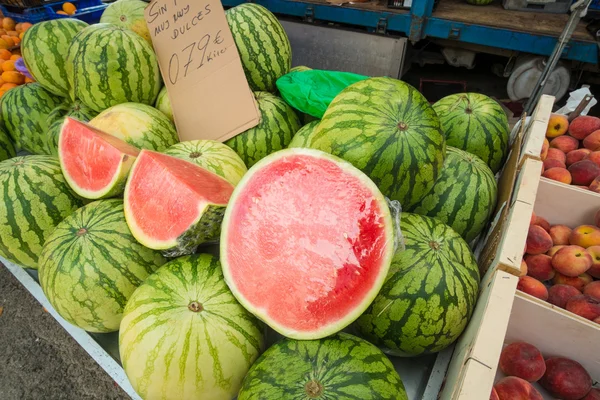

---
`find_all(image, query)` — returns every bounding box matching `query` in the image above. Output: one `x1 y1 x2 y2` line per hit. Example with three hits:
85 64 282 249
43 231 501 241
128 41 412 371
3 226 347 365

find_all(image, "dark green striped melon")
21 18 88 97
154 86 173 122
355 213 480 357
226 4 291 92
226 92 300 167
288 120 319 148
309 77 445 209
66 23 162 112
100 0 151 44
119 254 264 399
410 146 497 244
1 83 64 154
433 93 509 174
38 199 166 333
89 103 178 151
0 156 84 269
45 100 98 155
0 127 15 161
290 65 312 73
238 333 407 400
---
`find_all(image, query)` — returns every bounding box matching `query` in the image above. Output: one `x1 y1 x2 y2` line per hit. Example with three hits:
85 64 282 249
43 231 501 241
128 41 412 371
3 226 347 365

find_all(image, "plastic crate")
0 0 60 9
591 0 600 10
0 0 106 23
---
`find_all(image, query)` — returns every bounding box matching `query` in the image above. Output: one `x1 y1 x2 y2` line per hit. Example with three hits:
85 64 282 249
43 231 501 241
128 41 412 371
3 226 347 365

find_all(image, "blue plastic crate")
0 0 106 23
591 0 600 10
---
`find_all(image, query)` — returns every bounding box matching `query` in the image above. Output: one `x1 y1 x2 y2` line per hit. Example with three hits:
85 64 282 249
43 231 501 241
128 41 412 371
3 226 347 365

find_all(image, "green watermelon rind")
154 86 173 122
288 120 319 148
0 127 16 162
46 100 98 155
100 0 152 44
220 147 395 340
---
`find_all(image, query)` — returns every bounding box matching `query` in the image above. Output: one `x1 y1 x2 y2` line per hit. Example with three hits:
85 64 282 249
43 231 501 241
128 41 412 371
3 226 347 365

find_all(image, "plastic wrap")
387 198 405 253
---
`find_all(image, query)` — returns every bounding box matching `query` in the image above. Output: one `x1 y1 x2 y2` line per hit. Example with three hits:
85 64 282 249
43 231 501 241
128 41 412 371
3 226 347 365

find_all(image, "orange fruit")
20 23 32 33
1 36 15 47
1 82 18 91
56 11 69 15
10 54 20 61
11 37 20 45
0 90 7 99
15 23 21 33
7 31 18 37
0 49 11 60
24 77 35 83
62 2 77 15
0 29 7 36
3 18 15 32
0 39 9 50
2 60 16 72
19 32 24 40
2 71 24 84
0 78 5 86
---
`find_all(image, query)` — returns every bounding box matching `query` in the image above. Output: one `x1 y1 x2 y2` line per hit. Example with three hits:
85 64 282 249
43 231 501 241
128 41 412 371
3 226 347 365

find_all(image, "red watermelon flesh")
59 117 140 200
221 148 394 340
124 150 234 256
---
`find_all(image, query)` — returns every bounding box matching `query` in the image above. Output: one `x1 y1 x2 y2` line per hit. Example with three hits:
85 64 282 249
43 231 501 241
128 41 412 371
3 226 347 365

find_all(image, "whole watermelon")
355 213 480 357
100 0 151 44
164 140 247 186
21 18 88 97
45 100 98 155
288 120 319 148
309 77 446 209
226 4 291 93
89 102 178 151
0 156 84 269
226 92 300 167
154 86 173 122
433 93 509 173
1 83 64 154
66 24 162 112
0 127 15 161
238 333 407 400
410 146 497 244
39 199 165 332
119 254 264 400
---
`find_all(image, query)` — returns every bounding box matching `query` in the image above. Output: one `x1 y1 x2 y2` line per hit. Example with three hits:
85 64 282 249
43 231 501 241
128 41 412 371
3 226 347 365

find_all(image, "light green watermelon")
100 0 151 44
119 254 264 399
355 213 480 357
154 86 173 122
0 127 15 161
38 199 166 332
0 156 85 269
226 92 300 167
45 100 98 155
21 18 88 97
288 120 319 148
433 93 509 174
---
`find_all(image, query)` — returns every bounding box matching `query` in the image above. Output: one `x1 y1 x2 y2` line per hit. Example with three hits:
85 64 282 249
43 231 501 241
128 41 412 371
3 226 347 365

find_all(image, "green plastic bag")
276 69 368 119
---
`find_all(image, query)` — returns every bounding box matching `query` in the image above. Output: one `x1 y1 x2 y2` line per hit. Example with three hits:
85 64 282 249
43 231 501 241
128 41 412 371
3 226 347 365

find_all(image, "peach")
586 151 600 168
547 284 581 308
540 139 549 161
596 208 600 228
534 216 550 232
520 259 528 277
568 160 600 186
569 225 600 248
525 254 555 281
569 115 600 140
585 245 600 278
590 176 600 194
548 225 571 246
542 167 572 184
546 114 569 138
567 148 592 166
551 245 592 277
551 135 579 154
582 388 600 400
584 280 600 300
530 211 537 225
566 295 600 320
494 376 543 400
584 130 600 151
544 157 566 170
517 276 548 300
552 272 593 292
526 225 553 255
499 342 546 382
546 147 567 163
541 357 592 400
547 245 566 257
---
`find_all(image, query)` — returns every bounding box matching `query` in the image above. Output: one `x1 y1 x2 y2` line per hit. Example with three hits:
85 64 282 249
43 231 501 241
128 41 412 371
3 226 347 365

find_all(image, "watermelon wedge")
59 117 140 200
124 150 234 257
221 148 395 340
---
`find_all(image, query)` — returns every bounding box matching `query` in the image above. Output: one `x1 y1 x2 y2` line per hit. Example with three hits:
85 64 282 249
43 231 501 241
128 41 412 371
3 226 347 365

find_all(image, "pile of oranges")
0 18 34 98
57 2 77 16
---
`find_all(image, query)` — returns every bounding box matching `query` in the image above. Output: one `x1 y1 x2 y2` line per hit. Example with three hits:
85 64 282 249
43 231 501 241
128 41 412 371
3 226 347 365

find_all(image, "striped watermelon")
39 199 166 332
0 127 15 161
21 19 88 97
0 156 84 269
45 100 98 155
100 0 151 44
355 213 480 357
226 92 300 167
66 23 162 112
238 333 407 400
288 120 319 148
164 140 247 186
1 83 64 154
309 77 446 209
119 254 264 399
290 65 312 73
226 4 291 92
154 86 173 122
410 146 497 244
89 103 178 151
433 93 509 174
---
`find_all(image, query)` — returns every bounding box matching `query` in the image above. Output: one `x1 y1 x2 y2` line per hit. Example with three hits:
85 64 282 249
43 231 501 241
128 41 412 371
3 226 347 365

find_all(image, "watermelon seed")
189 152 202 159
397 122 409 131
76 228 87 236
304 380 324 398
188 301 204 313
429 241 440 250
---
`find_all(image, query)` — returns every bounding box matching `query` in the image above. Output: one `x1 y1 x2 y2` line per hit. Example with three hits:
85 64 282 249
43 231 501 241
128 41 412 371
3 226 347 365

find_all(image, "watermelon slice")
59 117 140 200
124 150 234 257
220 148 395 340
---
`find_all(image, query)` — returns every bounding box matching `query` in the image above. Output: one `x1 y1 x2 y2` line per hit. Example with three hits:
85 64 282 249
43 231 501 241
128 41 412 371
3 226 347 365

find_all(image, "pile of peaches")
492 341 597 399
518 210 600 323
541 115 600 192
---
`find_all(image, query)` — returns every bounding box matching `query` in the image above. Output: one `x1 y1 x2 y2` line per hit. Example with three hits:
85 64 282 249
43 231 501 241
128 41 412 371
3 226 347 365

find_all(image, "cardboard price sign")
145 0 260 142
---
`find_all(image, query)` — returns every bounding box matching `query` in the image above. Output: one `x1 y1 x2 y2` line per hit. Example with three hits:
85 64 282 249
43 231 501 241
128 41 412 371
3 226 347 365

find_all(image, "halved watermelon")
59 117 140 200
220 148 395 340
124 150 234 257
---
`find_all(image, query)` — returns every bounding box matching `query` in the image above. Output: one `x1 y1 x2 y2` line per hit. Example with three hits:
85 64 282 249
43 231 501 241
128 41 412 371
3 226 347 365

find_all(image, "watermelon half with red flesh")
59 117 140 200
124 150 234 257
220 148 395 340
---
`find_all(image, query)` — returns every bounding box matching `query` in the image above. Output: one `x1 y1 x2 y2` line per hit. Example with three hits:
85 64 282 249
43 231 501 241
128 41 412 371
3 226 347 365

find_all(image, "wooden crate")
520 94 554 166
